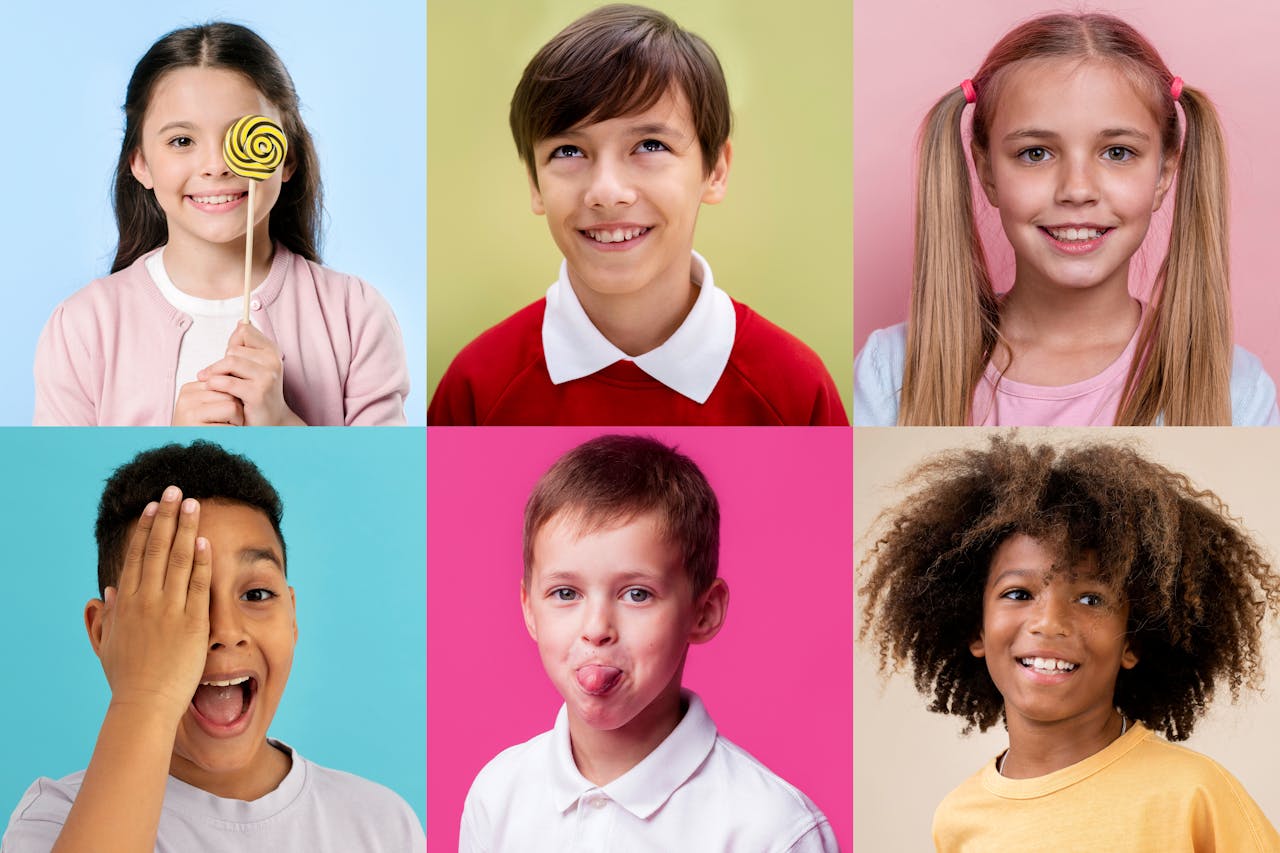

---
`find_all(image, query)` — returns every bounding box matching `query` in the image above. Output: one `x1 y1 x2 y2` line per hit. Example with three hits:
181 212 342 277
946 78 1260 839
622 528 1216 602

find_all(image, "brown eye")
1018 147 1050 164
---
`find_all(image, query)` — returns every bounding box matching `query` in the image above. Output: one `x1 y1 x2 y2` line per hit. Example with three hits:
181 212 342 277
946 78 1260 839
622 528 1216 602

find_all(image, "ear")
528 169 545 216
281 155 296 184
289 586 298 642
971 143 998 207
520 581 538 642
1120 640 1138 670
689 578 729 644
84 593 109 659
1152 151 1177 212
701 141 732 205
969 631 986 659
129 149 154 190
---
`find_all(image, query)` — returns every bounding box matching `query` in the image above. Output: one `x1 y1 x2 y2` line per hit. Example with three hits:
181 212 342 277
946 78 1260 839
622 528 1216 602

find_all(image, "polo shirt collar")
541 252 736 404
547 690 718 819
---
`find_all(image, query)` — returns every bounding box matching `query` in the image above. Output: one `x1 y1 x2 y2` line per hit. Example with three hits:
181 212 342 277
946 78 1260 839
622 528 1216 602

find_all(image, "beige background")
855 427 1280 851
426 0 852 412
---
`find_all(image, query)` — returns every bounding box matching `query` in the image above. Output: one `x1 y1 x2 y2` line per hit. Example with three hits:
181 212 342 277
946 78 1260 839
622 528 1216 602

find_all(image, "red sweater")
428 299 848 425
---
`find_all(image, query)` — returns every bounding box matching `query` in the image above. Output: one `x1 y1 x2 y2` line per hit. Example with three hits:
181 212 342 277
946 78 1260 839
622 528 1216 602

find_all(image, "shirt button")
591 797 607 809
250 298 263 311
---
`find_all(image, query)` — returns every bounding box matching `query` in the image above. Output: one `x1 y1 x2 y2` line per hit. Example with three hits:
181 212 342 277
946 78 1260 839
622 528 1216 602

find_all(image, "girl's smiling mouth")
1038 225 1113 254
186 192 249 212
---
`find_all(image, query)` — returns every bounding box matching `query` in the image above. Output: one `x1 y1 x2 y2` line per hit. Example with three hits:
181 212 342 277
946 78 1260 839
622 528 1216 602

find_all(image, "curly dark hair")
859 436 1280 741
95 440 285 597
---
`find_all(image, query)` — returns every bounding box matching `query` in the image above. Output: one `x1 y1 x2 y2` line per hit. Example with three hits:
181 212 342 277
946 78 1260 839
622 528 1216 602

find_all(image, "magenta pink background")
427 427 852 851
855 0 1280 380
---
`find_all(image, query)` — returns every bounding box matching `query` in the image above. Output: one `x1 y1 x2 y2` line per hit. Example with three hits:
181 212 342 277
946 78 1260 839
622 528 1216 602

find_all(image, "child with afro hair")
860 435 1280 852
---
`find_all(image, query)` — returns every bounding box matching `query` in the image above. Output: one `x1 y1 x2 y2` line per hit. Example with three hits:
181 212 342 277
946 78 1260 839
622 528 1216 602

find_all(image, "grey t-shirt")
2 741 424 852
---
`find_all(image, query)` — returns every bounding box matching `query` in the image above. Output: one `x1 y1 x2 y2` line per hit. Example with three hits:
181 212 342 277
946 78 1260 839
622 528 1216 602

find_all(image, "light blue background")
0 428 425 826
1 3 425 424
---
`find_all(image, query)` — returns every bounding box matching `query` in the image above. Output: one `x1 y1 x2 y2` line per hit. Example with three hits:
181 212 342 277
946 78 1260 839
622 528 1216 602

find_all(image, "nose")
202 142 232 178
208 594 249 650
580 599 617 646
1028 590 1071 638
583 154 637 209
1056 154 1099 206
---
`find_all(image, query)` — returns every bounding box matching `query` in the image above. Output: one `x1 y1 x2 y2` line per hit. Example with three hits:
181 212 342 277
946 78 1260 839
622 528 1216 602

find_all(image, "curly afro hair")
859 436 1280 741
95 440 285 597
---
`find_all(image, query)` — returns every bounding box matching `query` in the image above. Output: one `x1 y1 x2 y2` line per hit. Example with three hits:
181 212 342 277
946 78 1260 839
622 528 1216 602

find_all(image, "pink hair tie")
1170 76 1184 101
960 78 977 104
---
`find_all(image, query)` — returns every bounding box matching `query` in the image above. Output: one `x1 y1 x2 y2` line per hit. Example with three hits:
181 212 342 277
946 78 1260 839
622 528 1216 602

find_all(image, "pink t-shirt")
971 322 1143 427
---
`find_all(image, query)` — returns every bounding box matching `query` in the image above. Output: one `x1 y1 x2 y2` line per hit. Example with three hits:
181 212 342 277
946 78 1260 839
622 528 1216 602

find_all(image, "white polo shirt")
541 251 737 404
460 691 838 853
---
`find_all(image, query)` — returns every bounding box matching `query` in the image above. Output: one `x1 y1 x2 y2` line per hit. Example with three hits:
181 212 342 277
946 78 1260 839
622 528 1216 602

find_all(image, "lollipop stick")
243 180 256 324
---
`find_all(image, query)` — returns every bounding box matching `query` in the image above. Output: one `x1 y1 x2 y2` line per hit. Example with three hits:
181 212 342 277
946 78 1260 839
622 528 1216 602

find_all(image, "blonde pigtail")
1118 85 1232 424
899 87 1000 425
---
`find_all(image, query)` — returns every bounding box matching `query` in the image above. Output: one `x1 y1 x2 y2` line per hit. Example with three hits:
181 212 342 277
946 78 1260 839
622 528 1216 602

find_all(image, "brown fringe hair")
899 13 1231 425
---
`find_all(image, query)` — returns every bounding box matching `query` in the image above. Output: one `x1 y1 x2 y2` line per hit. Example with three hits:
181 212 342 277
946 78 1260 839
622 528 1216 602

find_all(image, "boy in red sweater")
428 4 848 425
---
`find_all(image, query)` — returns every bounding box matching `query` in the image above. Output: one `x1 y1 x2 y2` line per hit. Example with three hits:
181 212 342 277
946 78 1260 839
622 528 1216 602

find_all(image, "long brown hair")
900 13 1231 425
112 22 322 272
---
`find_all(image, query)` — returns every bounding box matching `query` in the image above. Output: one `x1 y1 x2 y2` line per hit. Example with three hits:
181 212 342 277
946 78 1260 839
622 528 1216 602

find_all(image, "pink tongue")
193 684 245 725
576 665 622 694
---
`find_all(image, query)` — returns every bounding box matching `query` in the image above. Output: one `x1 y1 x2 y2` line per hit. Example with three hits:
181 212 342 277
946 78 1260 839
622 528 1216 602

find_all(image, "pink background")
854 0 1280 380
427 427 852 851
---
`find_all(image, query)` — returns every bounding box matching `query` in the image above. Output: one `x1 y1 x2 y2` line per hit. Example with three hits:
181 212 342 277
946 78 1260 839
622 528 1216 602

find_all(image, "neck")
162 224 275 301
569 256 699 357
168 739 291 801
999 263 1138 345
567 681 685 787
999 705 1127 779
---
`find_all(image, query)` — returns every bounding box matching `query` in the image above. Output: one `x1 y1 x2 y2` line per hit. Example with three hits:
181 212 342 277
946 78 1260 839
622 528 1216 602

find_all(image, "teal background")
2 2 426 424
0 428 425 826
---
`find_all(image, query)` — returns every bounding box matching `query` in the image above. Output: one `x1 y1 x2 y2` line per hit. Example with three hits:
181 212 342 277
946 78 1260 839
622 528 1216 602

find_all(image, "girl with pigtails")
853 12 1279 426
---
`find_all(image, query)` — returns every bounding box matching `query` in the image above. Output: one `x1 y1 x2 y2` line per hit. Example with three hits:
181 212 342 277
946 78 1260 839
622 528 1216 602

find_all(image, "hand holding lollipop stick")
222 115 287 323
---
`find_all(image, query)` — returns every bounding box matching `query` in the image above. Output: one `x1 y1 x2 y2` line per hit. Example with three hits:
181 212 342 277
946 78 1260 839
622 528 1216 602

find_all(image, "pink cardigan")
34 246 409 425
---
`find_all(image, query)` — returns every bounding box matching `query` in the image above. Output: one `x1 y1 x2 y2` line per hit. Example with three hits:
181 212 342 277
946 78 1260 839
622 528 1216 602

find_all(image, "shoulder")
460 730 554 847
429 301 548 425
464 730 552 808
853 322 906 426
2 772 86 848
277 251 398 320
699 735 836 850
1229 344 1280 425
298 755 424 843
725 301 848 425
42 260 164 330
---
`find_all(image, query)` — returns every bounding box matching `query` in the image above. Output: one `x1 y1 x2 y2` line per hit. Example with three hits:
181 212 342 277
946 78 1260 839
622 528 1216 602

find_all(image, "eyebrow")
155 121 195 135
537 568 662 586
1003 127 1152 143
239 547 284 572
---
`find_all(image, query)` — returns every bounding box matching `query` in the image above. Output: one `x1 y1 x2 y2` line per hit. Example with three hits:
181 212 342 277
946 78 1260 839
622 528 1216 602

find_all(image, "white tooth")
610 229 623 243
201 676 250 687
1034 657 1048 669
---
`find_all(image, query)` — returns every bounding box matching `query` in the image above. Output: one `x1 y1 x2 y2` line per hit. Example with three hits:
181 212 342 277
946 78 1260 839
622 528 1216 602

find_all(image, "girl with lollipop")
34 22 409 426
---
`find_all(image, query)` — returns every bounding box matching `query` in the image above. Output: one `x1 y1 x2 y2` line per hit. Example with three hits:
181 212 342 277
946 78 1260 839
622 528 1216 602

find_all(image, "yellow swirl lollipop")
223 115 288 323
222 115 288 180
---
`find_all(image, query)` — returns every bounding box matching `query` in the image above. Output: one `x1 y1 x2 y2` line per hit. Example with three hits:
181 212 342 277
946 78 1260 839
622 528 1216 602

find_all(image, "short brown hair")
509 4 732 181
523 435 720 596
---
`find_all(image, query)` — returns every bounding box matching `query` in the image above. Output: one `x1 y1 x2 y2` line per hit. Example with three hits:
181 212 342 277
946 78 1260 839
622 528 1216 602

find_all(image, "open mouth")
1040 226 1111 243
190 675 258 730
1018 657 1079 674
187 192 248 210
575 664 623 696
580 226 651 245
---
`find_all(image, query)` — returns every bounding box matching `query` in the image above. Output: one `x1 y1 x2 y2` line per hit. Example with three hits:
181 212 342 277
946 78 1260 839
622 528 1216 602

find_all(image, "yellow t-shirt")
933 723 1280 853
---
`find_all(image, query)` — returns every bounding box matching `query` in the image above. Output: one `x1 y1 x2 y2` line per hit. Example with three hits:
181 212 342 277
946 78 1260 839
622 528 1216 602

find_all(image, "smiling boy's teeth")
1049 227 1103 241
1020 657 1078 672
200 676 250 687
587 227 646 243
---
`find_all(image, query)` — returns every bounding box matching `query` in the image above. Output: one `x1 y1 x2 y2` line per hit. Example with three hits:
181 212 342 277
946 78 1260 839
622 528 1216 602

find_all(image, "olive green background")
427 1 852 413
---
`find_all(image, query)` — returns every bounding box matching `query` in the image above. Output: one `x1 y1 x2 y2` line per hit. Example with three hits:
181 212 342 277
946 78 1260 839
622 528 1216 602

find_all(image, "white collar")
540 251 736 404
547 690 718 819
